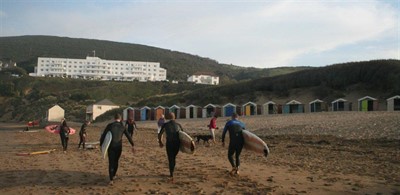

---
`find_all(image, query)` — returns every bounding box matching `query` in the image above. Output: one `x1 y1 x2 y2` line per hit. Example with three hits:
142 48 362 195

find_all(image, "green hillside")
1 36 398 123
0 35 309 83
136 59 400 107
0 73 205 122
1 59 398 122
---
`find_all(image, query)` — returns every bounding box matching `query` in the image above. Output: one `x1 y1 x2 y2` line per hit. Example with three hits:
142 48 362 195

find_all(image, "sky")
0 0 399 68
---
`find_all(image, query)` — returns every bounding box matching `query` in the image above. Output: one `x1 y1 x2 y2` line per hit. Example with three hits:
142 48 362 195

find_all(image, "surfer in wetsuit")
78 120 90 149
158 112 182 182
59 119 70 153
124 118 137 138
100 113 135 185
222 113 245 175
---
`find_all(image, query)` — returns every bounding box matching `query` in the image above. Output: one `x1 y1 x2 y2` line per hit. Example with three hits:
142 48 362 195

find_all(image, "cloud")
0 10 6 18
1 1 399 68
168 1 398 67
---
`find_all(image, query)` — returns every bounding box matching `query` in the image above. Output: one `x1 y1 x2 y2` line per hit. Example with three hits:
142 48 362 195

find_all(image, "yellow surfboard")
16 149 56 156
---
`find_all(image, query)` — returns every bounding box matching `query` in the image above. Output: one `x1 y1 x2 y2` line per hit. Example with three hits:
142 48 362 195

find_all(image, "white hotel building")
30 56 167 82
187 72 219 85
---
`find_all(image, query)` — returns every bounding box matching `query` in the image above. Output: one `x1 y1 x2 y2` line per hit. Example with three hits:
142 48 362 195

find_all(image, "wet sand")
0 112 399 194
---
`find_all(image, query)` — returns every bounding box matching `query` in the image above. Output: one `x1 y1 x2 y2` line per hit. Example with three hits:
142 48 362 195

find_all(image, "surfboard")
16 149 56 156
85 144 97 149
242 130 270 158
85 141 100 149
86 141 100 145
19 130 40 133
101 131 112 159
44 125 76 135
178 131 195 154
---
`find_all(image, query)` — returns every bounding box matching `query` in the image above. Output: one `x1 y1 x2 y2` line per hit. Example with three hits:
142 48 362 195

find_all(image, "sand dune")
0 112 399 194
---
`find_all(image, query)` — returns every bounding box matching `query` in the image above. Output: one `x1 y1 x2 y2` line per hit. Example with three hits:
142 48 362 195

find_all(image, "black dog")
194 135 213 144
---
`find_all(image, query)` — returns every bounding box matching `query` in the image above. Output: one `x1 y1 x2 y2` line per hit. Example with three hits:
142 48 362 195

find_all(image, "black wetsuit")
100 121 134 181
125 121 136 138
158 120 182 177
222 119 245 168
59 124 70 151
78 123 88 149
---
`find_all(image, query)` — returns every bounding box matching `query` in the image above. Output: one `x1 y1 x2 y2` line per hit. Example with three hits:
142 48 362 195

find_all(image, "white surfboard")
178 131 195 154
242 130 270 158
101 131 112 159
81 141 99 149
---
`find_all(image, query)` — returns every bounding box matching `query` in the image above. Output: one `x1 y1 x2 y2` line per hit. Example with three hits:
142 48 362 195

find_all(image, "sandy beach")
0 112 399 194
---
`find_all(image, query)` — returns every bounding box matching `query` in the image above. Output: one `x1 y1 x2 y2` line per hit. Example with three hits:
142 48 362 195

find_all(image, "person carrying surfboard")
221 113 245 176
59 119 70 153
158 112 183 182
100 113 135 185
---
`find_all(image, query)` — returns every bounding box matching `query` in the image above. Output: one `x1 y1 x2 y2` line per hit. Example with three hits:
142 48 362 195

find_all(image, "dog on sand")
193 134 213 144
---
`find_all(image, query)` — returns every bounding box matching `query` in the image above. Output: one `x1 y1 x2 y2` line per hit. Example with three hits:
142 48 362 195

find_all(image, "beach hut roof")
243 101 257 106
387 95 400 101
309 99 324 104
123 107 135 111
286 100 302 105
358 96 377 101
154 105 165 109
49 104 63 110
263 101 276 105
169 104 180 109
204 103 220 108
332 98 347 103
223 103 237 107
95 99 117 106
140 106 151 110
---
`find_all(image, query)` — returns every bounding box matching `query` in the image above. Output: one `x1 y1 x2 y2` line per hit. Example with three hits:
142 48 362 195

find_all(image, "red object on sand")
27 120 40 127
44 125 76 135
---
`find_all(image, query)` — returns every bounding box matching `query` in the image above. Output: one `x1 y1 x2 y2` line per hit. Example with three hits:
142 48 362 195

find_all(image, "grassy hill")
0 71 210 122
1 36 398 123
1 59 398 123
136 59 400 107
0 35 309 83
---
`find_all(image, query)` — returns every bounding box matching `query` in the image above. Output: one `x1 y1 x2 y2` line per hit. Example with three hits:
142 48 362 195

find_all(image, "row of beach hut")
122 95 400 121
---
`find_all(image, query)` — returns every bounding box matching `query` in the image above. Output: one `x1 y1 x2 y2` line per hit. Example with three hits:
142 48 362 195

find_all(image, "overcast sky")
1 0 399 68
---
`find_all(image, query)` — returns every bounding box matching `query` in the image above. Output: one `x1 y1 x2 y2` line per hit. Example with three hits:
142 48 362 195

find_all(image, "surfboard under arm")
242 130 270 158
